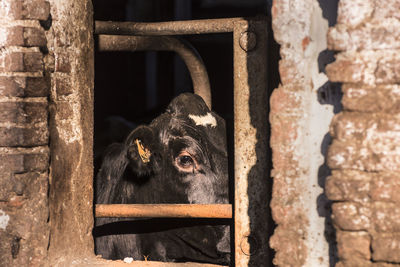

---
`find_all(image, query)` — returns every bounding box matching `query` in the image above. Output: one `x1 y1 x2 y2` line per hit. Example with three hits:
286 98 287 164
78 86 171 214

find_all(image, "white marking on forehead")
188 112 217 128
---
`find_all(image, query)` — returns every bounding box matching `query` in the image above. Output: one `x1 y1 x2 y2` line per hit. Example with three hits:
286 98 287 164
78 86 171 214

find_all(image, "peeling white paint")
295 1 333 266
0 209 10 230
188 112 217 128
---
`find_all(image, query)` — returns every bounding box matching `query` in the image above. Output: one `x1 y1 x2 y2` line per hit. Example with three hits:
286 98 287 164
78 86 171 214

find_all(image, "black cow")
94 93 230 265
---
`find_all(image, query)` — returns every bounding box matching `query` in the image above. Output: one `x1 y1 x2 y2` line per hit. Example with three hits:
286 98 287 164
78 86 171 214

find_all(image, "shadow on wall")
317 79 342 267
246 15 279 267
316 0 340 266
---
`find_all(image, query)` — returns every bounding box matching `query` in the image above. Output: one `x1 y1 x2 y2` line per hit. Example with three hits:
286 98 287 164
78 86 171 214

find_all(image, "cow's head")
95 93 230 263
124 93 228 204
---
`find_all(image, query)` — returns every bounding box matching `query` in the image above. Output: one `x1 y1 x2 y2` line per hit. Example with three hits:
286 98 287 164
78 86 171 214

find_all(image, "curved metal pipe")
97 34 212 110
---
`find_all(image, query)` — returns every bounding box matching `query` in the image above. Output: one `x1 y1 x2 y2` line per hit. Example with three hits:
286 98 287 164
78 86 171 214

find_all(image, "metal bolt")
239 31 257 52
240 234 259 256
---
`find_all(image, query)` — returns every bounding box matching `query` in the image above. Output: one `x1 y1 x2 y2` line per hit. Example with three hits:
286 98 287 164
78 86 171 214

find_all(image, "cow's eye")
178 155 193 166
175 151 197 172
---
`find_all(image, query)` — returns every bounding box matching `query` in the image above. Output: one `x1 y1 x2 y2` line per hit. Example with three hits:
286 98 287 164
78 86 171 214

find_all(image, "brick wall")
326 0 400 266
0 0 51 266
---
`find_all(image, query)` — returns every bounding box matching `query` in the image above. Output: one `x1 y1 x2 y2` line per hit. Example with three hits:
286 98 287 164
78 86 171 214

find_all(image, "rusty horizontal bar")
97 34 212 109
95 18 243 36
95 204 232 219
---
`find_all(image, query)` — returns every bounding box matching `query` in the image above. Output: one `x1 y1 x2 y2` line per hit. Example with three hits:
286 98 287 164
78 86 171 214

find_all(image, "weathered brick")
270 225 307 267
325 170 371 202
0 154 24 173
53 101 74 121
24 27 47 47
330 112 400 142
271 177 305 225
372 233 400 263
335 259 394 267
0 102 47 124
26 76 50 97
328 112 400 171
0 231 14 264
0 26 46 47
270 85 303 115
0 171 49 265
374 0 400 21
371 202 400 232
326 50 400 84
0 173 14 201
337 230 371 260
0 0 50 21
328 140 400 172
0 77 49 97
270 113 300 147
0 26 23 46
0 52 43 72
0 77 25 97
54 53 71 73
0 150 49 173
23 52 44 72
375 56 400 84
328 19 400 51
53 76 73 96
278 59 306 86
0 126 48 147
341 84 400 113
0 52 23 72
371 173 400 202
326 54 366 84
332 202 370 231
337 0 373 27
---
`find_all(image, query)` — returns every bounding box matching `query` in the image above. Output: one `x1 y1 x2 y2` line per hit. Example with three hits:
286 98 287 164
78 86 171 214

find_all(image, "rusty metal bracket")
97 34 212 109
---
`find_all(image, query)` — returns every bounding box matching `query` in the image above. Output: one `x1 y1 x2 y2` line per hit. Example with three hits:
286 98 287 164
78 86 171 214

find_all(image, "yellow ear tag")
135 139 151 163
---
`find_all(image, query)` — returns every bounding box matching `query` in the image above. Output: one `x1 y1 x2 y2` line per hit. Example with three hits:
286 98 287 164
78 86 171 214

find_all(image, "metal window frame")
94 17 270 267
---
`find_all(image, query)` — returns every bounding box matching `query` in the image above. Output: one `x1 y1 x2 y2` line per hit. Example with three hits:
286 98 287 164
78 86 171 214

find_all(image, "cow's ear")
125 125 155 176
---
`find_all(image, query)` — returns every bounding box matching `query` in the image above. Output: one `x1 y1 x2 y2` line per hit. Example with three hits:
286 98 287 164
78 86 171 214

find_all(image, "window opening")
93 2 272 266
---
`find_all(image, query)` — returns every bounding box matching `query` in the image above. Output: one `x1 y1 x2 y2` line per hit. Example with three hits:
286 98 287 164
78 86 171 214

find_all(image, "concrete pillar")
269 0 339 265
46 0 94 264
